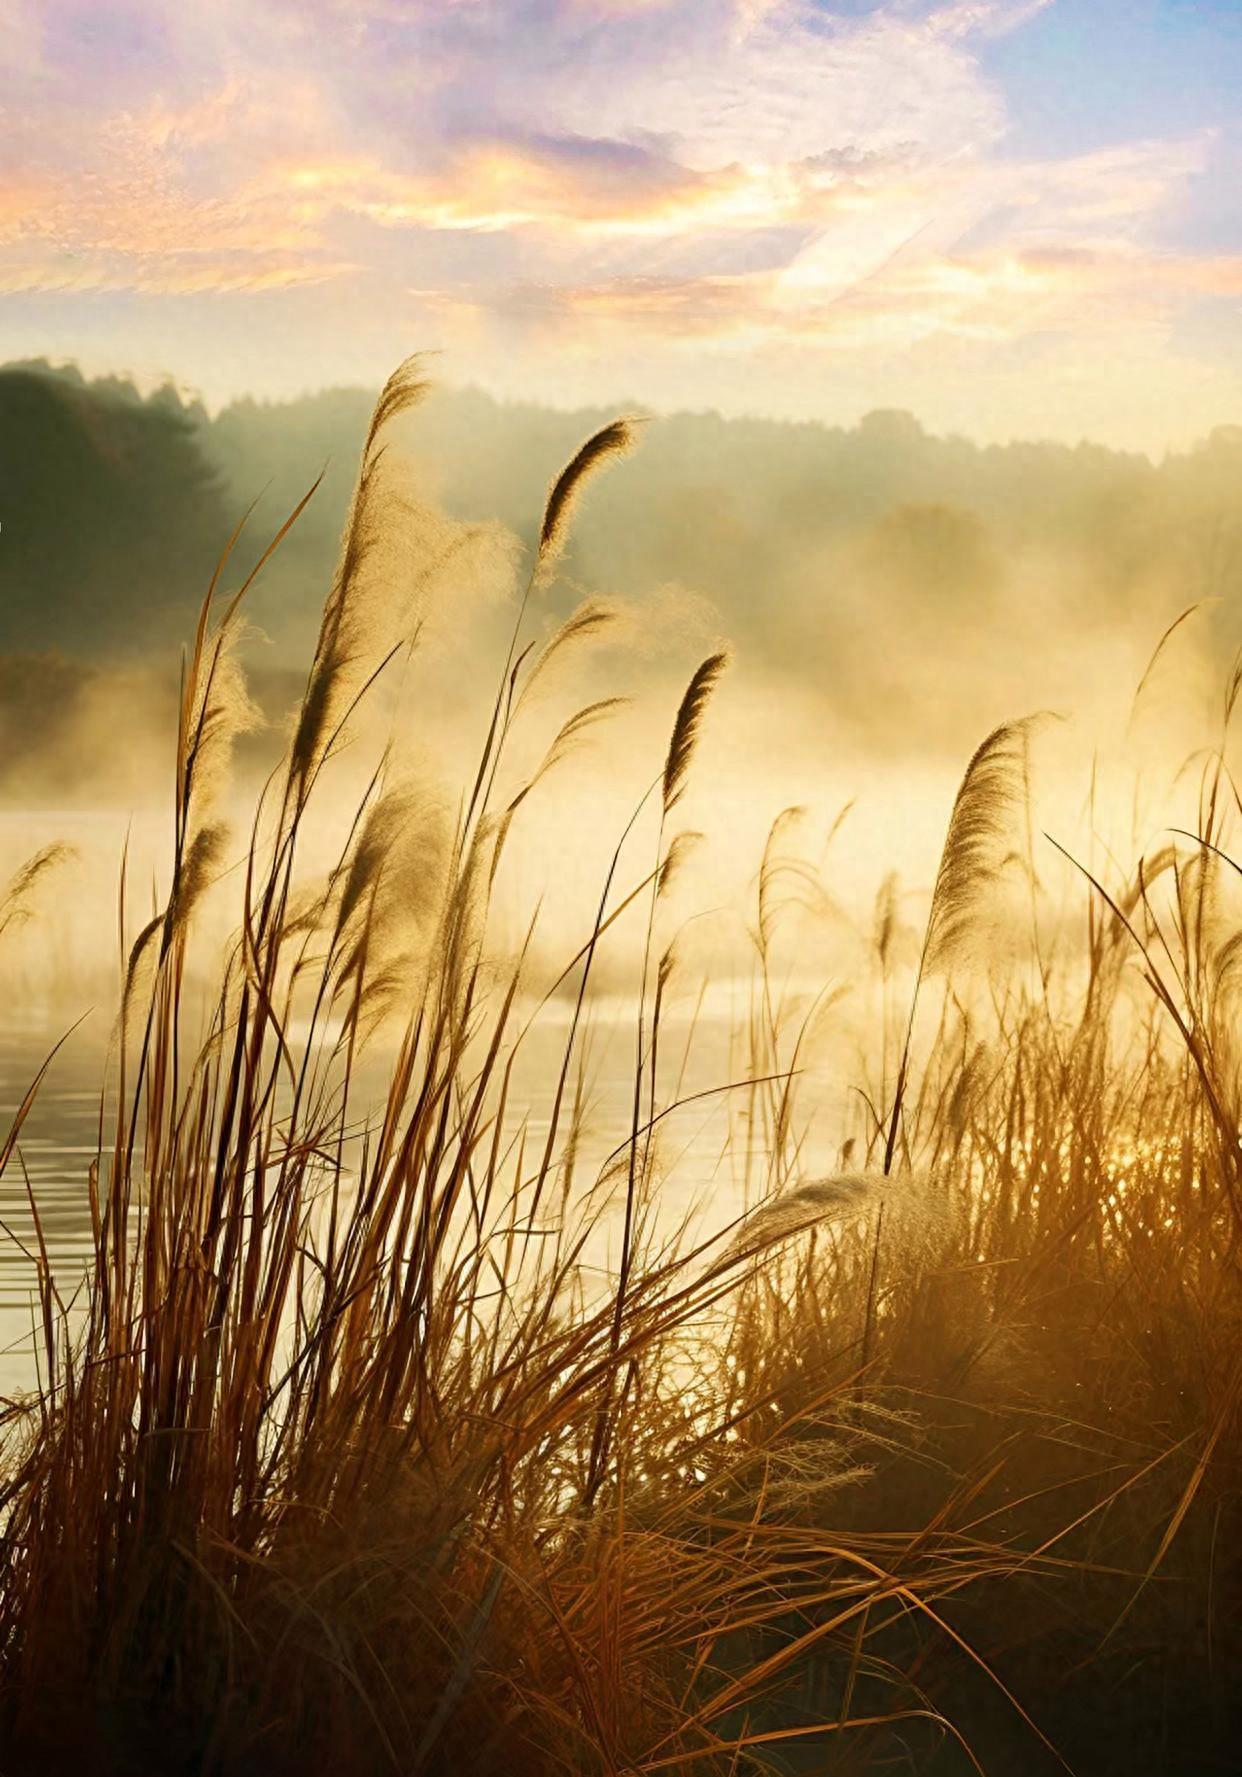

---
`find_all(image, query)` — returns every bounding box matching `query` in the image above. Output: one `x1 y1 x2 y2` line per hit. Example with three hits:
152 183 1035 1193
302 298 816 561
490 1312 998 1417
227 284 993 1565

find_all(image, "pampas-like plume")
121 823 229 1023
725 1168 947 1263
333 792 410 948
498 699 629 857
182 621 261 829
362 356 430 470
1213 923 1242 1002
334 783 451 1032
657 830 702 898
537 420 634 569
332 786 450 982
0 844 75 943
724 1172 879 1256
757 806 806 955
881 717 1047 1174
171 822 229 935
874 870 901 972
663 652 728 816
519 598 619 706
923 715 1048 974
534 697 628 783
755 806 843 954
290 362 432 789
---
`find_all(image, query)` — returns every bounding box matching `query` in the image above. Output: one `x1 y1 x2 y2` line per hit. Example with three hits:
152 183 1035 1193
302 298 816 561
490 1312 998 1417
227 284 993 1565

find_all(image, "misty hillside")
3 359 1242 798
0 365 228 657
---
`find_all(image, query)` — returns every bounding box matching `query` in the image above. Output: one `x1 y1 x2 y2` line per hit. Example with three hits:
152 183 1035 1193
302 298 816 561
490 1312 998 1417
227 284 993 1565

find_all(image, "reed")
0 368 1238 1777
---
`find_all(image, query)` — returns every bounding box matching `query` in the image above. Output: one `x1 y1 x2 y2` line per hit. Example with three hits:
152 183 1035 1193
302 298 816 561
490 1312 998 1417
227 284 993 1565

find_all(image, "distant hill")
0 363 229 658
3 359 1242 790
205 383 1242 684
7 358 1242 660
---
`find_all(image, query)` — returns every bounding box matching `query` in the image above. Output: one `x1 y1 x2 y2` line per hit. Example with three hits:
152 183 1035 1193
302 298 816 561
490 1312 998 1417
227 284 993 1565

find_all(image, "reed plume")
290 360 431 791
882 716 1044 1188
874 869 901 973
724 1171 878 1255
0 843 74 942
518 597 619 707
362 354 430 461
663 650 728 815
537 419 634 570
656 828 701 897
924 715 1049 975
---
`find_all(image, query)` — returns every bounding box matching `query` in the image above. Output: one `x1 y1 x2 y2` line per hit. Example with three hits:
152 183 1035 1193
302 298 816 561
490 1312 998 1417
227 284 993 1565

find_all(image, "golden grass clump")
0 365 1239 1777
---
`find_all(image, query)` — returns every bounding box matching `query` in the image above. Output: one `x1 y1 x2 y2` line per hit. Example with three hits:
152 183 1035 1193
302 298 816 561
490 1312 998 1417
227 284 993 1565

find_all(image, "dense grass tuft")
0 370 1239 1776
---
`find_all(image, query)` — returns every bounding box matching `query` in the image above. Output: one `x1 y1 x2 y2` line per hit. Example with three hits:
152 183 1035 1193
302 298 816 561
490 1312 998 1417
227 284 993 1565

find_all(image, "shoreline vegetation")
0 362 1238 1775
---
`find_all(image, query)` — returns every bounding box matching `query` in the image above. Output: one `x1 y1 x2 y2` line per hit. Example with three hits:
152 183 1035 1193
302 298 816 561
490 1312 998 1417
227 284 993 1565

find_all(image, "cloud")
3 0 1238 447
0 254 354 297
387 127 1229 365
926 0 1055 40
267 138 738 236
3 1 1008 282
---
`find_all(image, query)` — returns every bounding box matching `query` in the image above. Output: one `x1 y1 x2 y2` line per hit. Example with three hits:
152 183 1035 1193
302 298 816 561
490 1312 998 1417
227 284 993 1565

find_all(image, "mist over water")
4 359 1239 944
3 358 1239 1394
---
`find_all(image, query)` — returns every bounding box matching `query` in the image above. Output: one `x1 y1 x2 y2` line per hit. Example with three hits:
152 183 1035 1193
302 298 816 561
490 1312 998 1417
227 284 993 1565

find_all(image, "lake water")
0 1021 111 1393
0 1004 824 1397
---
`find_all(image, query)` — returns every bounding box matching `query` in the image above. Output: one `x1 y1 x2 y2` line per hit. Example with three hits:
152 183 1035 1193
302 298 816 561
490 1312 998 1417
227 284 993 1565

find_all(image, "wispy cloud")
926 0 1055 41
3 0 1239 445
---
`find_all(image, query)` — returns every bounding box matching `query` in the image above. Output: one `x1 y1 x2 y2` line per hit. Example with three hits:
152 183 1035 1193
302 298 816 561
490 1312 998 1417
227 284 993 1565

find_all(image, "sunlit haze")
5 0 1242 447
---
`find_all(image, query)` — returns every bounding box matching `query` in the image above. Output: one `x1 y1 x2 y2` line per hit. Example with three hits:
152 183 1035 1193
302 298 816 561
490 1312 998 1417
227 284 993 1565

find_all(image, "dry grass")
0 367 1238 1776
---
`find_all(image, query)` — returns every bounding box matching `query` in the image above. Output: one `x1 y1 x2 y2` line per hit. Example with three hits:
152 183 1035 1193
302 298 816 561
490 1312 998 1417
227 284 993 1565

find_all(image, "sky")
2 0 1241 448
